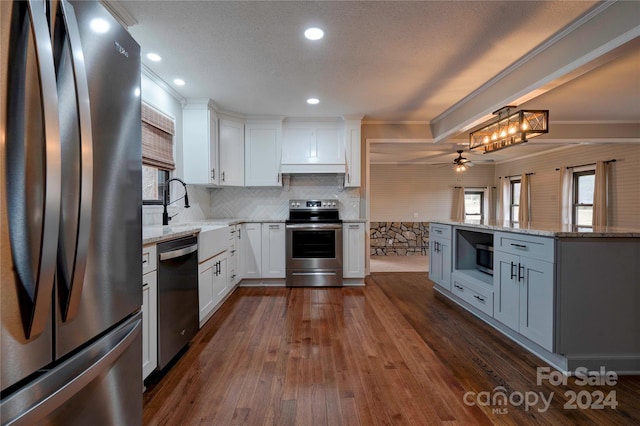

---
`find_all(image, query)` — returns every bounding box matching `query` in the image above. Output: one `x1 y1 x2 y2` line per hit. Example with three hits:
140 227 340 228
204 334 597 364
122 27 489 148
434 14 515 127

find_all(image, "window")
143 166 170 204
573 170 595 228
464 190 484 221
141 103 175 204
510 179 521 223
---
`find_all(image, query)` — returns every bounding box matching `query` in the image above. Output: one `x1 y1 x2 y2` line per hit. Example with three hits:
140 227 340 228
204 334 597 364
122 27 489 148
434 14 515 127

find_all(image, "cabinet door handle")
222 171 225 182
510 243 527 249
211 168 215 180
349 224 359 229
269 224 280 229
474 295 485 303
142 259 148 264
518 263 524 282
510 262 517 279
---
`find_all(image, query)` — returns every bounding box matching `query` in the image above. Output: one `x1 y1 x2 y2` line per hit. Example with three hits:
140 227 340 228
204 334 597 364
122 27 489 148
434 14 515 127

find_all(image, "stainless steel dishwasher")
156 235 199 369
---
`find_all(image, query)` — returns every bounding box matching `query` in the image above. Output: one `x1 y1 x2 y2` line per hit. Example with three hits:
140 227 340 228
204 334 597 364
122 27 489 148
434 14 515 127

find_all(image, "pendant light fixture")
469 106 549 153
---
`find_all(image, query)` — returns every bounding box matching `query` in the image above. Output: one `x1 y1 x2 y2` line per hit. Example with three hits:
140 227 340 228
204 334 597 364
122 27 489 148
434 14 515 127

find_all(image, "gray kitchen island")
427 220 640 374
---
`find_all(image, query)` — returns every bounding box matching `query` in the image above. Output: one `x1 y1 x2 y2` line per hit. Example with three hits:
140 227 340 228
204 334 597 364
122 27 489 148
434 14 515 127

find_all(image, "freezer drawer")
0 314 142 426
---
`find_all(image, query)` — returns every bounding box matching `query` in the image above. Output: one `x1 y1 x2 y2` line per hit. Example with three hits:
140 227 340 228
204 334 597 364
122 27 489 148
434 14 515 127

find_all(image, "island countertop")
429 219 640 238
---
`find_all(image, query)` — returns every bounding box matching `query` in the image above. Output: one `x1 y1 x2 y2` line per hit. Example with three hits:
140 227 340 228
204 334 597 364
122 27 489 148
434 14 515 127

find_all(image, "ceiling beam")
430 0 640 143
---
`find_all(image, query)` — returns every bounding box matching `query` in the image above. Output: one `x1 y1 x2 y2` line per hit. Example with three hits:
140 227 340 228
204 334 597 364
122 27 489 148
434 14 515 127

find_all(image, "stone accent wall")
370 222 429 255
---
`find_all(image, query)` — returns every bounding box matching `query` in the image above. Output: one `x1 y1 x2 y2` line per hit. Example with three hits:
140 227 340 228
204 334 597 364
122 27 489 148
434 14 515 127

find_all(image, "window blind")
141 102 175 170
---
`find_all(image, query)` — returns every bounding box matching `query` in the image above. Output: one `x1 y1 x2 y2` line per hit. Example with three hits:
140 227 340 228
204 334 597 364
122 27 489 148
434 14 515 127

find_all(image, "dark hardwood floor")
143 273 640 425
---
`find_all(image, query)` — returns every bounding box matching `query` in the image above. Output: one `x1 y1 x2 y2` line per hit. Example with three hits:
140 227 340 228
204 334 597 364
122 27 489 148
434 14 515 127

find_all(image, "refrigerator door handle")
56 0 94 322
5 0 62 339
0 316 141 426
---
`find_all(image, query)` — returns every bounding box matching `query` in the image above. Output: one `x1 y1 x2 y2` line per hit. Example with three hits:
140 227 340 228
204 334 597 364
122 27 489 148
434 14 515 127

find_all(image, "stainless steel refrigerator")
1 0 143 424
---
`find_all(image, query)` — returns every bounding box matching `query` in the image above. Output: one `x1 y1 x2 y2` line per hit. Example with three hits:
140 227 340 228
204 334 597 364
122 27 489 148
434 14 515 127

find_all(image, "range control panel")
289 199 339 210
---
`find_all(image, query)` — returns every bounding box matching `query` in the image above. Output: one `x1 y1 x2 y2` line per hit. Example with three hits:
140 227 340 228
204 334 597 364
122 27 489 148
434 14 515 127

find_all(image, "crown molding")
142 65 186 105
100 0 138 28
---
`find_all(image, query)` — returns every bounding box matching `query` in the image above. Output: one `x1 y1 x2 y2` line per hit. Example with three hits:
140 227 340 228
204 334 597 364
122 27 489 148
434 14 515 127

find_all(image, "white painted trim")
362 120 431 125
551 120 640 125
100 0 138 28
142 65 186 104
366 138 435 144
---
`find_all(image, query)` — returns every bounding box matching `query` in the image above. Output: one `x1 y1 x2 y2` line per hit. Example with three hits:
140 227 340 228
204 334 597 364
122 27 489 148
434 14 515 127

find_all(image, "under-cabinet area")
429 221 640 374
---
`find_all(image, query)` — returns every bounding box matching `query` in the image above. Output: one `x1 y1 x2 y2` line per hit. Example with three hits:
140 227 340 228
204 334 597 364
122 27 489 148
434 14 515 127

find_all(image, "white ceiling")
116 0 640 165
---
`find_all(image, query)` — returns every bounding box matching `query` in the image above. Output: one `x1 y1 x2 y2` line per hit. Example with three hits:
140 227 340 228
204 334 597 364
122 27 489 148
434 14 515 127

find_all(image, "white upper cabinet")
343 118 361 187
245 119 283 187
218 116 245 186
183 100 219 185
281 120 344 173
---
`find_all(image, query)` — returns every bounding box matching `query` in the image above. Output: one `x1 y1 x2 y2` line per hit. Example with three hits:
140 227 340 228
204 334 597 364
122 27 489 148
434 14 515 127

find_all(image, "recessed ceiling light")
146 53 162 62
89 18 110 34
304 27 324 41
174 79 185 86
307 98 319 105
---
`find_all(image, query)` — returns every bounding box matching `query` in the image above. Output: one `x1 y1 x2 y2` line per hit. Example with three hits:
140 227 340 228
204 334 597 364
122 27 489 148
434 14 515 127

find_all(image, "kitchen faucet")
162 178 190 226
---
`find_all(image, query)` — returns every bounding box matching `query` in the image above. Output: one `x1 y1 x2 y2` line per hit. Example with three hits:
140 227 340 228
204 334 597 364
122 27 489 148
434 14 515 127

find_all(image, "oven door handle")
285 223 343 230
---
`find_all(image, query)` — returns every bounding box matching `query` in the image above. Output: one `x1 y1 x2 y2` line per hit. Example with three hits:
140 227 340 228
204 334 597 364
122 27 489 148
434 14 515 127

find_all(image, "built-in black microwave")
476 243 494 275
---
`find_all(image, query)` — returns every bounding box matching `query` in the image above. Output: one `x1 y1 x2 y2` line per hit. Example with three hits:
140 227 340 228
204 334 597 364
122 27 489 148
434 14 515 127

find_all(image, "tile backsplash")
143 174 361 225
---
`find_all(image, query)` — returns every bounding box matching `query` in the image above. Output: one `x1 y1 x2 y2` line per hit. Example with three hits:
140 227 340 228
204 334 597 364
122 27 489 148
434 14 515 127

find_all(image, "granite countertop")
143 217 366 245
430 219 640 238
143 218 287 245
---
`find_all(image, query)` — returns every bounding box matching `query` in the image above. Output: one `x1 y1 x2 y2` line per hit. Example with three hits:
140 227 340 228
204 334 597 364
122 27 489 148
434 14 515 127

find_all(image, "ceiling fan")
452 150 472 172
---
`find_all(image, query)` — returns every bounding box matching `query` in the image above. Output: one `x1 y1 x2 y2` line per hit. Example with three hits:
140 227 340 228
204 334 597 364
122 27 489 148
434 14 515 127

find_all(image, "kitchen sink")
196 225 229 262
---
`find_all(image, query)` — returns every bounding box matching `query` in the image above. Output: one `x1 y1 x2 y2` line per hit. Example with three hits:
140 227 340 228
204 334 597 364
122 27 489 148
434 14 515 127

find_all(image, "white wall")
141 72 207 226
493 143 640 228
370 163 495 222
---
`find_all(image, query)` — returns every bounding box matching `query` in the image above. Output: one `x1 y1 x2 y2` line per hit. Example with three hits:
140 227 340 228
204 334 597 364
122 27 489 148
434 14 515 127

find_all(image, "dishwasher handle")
159 244 198 261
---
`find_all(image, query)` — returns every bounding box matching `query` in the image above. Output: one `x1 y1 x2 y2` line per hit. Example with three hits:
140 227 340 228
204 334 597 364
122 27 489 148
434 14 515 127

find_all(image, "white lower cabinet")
240 223 262 279
261 223 286 278
494 233 555 351
343 222 365 278
228 225 240 285
239 222 286 281
198 251 228 327
142 244 157 380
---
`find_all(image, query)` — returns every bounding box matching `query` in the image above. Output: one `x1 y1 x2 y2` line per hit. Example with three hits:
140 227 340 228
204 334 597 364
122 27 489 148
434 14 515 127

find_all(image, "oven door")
286 223 343 270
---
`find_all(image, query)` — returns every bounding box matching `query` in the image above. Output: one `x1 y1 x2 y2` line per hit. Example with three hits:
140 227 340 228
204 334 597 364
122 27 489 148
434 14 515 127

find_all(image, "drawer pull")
510 243 527 248
473 295 485 303
142 259 148 264
454 284 464 291
435 230 442 234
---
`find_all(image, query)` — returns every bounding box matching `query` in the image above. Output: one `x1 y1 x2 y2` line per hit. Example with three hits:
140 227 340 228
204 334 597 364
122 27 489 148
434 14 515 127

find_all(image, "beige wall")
493 143 640 228
363 124 640 228
370 163 494 222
